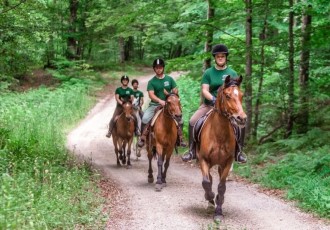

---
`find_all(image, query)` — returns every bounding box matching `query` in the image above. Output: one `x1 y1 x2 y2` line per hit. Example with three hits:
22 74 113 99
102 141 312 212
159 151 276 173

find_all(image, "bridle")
164 93 181 124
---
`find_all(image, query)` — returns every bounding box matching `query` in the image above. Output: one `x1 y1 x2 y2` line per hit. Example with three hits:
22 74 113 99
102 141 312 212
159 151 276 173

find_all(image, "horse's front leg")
147 149 154 183
214 162 232 222
122 141 127 165
162 148 173 186
126 139 132 169
113 138 121 166
155 148 164 192
200 159 215 206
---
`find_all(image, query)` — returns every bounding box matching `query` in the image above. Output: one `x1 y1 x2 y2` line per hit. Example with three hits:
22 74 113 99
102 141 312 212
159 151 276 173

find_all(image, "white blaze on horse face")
233 89 239 96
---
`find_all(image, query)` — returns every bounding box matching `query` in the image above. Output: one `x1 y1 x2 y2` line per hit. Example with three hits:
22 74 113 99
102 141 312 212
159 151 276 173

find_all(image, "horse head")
165 93 182 122
122 101 134 121
217 75 247 128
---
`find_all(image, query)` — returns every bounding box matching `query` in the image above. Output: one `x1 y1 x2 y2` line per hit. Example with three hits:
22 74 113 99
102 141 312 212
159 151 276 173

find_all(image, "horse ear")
238 75 243 85
224 75 231 84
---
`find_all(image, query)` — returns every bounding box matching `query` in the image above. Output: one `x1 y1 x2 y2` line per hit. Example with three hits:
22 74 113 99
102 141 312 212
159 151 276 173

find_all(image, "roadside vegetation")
0 60 148 229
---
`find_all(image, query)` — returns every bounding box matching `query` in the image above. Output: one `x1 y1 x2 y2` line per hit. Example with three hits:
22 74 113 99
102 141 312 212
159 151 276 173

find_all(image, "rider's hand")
159 99 166 107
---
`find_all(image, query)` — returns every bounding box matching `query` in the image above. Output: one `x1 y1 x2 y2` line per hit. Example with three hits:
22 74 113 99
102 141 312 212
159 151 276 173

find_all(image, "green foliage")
235 128 330 218
0 82 107 228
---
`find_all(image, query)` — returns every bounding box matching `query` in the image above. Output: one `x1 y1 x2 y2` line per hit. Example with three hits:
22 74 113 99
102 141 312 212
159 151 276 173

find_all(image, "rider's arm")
149 90 166 106
201 84 213 101
115 94 123 105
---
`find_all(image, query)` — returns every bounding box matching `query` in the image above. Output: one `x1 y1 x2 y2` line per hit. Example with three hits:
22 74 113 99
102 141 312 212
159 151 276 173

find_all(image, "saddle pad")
193 109 214 142
151 108 164 126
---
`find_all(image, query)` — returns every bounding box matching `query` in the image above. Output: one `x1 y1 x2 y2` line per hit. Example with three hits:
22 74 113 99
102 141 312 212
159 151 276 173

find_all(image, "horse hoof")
213 214 223 223
136 150 141 157
148 177 154 183
126 165 132 169
155 183 162 191
162 183 166 188
206 201 215 214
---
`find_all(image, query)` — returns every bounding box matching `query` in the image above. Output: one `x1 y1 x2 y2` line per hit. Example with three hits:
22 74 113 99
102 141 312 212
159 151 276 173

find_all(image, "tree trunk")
253 2 269 139
66 0 79 60
203 0 214 71
119 37 125 63
297 3 312 134
245 0 253 138
285 0 295 138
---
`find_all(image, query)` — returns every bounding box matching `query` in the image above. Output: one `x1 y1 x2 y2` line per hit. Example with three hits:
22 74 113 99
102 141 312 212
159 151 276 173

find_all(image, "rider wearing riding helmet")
137 58 187 148
181 44 247 163
106 75 140 138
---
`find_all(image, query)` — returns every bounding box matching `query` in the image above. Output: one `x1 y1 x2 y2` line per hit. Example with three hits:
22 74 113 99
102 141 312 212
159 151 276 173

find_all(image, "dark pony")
112 101 135 168
198 75 246 221
146 93 182 191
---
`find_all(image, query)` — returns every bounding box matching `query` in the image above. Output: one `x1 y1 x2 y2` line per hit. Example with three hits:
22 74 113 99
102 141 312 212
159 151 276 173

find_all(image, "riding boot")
106 121 114 138
137 123 149 147
235 127 247 163
181 125 196 162
176 123 188 147
132 114 141 136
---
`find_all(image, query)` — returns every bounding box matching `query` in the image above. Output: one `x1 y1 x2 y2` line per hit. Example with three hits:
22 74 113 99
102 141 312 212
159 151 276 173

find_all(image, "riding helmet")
212 44 229 56
152 58 165 68
121 75 129 83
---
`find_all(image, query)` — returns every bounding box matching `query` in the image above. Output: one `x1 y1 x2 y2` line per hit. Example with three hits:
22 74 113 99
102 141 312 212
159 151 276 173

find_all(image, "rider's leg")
176 120 188 147
181 124 196 161
137 105 157 147
106 106 122 138
132 113 141 136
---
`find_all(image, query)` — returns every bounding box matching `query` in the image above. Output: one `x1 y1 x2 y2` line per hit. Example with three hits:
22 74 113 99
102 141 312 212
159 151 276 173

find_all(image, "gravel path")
66 72 330 230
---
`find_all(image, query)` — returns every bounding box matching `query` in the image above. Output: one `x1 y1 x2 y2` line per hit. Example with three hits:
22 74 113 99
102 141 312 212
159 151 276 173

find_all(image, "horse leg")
155 149 164 192
200 159 215 203
126 140 132 169
113 138 121 166
214 163 232 222
161 150 172 186
147 151 154 183
122 141 127 165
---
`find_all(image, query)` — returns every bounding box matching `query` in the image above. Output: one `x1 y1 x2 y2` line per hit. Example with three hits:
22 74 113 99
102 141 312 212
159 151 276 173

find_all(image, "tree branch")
0 0 27 14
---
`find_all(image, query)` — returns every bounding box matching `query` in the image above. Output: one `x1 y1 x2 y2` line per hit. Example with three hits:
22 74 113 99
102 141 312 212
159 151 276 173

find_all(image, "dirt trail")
66 72 330 230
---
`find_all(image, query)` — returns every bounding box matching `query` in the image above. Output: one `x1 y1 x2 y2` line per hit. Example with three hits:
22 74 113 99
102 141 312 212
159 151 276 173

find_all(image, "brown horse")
146 93 182 191
197 75 246 221
112 101 135 168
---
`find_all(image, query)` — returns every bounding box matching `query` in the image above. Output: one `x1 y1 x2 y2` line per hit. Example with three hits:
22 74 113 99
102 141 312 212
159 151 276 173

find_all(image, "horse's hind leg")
122 142 127 165
126 141 132 169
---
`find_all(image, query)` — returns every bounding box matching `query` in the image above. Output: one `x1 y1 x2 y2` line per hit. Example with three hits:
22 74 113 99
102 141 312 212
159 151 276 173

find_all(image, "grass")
0 74 106 228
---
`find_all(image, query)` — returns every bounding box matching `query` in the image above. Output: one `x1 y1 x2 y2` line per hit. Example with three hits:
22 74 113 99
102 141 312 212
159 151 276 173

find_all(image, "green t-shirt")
115 86 134 104
201 66 238 105
147 75 177 105
132 90 144 106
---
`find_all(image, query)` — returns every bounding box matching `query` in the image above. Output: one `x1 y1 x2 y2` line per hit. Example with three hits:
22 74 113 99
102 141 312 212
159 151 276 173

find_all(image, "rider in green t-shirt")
131 79 144 133
137 58 187 148
106 75 139 138
181 44 247 163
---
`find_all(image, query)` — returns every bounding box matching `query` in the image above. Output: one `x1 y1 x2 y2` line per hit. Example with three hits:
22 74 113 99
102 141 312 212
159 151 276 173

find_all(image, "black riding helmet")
212 44 229 57
152 58 165 68
121 75 129 83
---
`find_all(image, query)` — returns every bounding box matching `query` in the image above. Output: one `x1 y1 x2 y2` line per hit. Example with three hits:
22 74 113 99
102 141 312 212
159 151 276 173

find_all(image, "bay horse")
197 75 246 221
146 93 182 191
112 101 135 168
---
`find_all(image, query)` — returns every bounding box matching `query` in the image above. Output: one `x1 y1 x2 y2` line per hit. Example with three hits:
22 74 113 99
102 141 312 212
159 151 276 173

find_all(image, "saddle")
192 109 241 143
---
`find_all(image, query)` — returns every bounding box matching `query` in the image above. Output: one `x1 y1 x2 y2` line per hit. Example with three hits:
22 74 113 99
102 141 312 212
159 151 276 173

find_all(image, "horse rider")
137 58 187 148
106 75 140 138
131 79 144 134
181 44 247 163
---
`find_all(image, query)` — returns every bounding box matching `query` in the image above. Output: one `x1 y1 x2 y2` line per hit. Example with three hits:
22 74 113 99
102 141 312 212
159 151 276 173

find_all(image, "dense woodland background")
0 0 329 228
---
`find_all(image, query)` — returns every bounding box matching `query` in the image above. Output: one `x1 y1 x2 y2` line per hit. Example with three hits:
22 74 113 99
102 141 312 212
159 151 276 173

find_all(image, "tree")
297 2 312 134
245 0 253 138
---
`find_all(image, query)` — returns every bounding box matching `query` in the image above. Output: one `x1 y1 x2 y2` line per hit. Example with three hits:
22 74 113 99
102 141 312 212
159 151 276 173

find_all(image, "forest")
0 0 329 228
